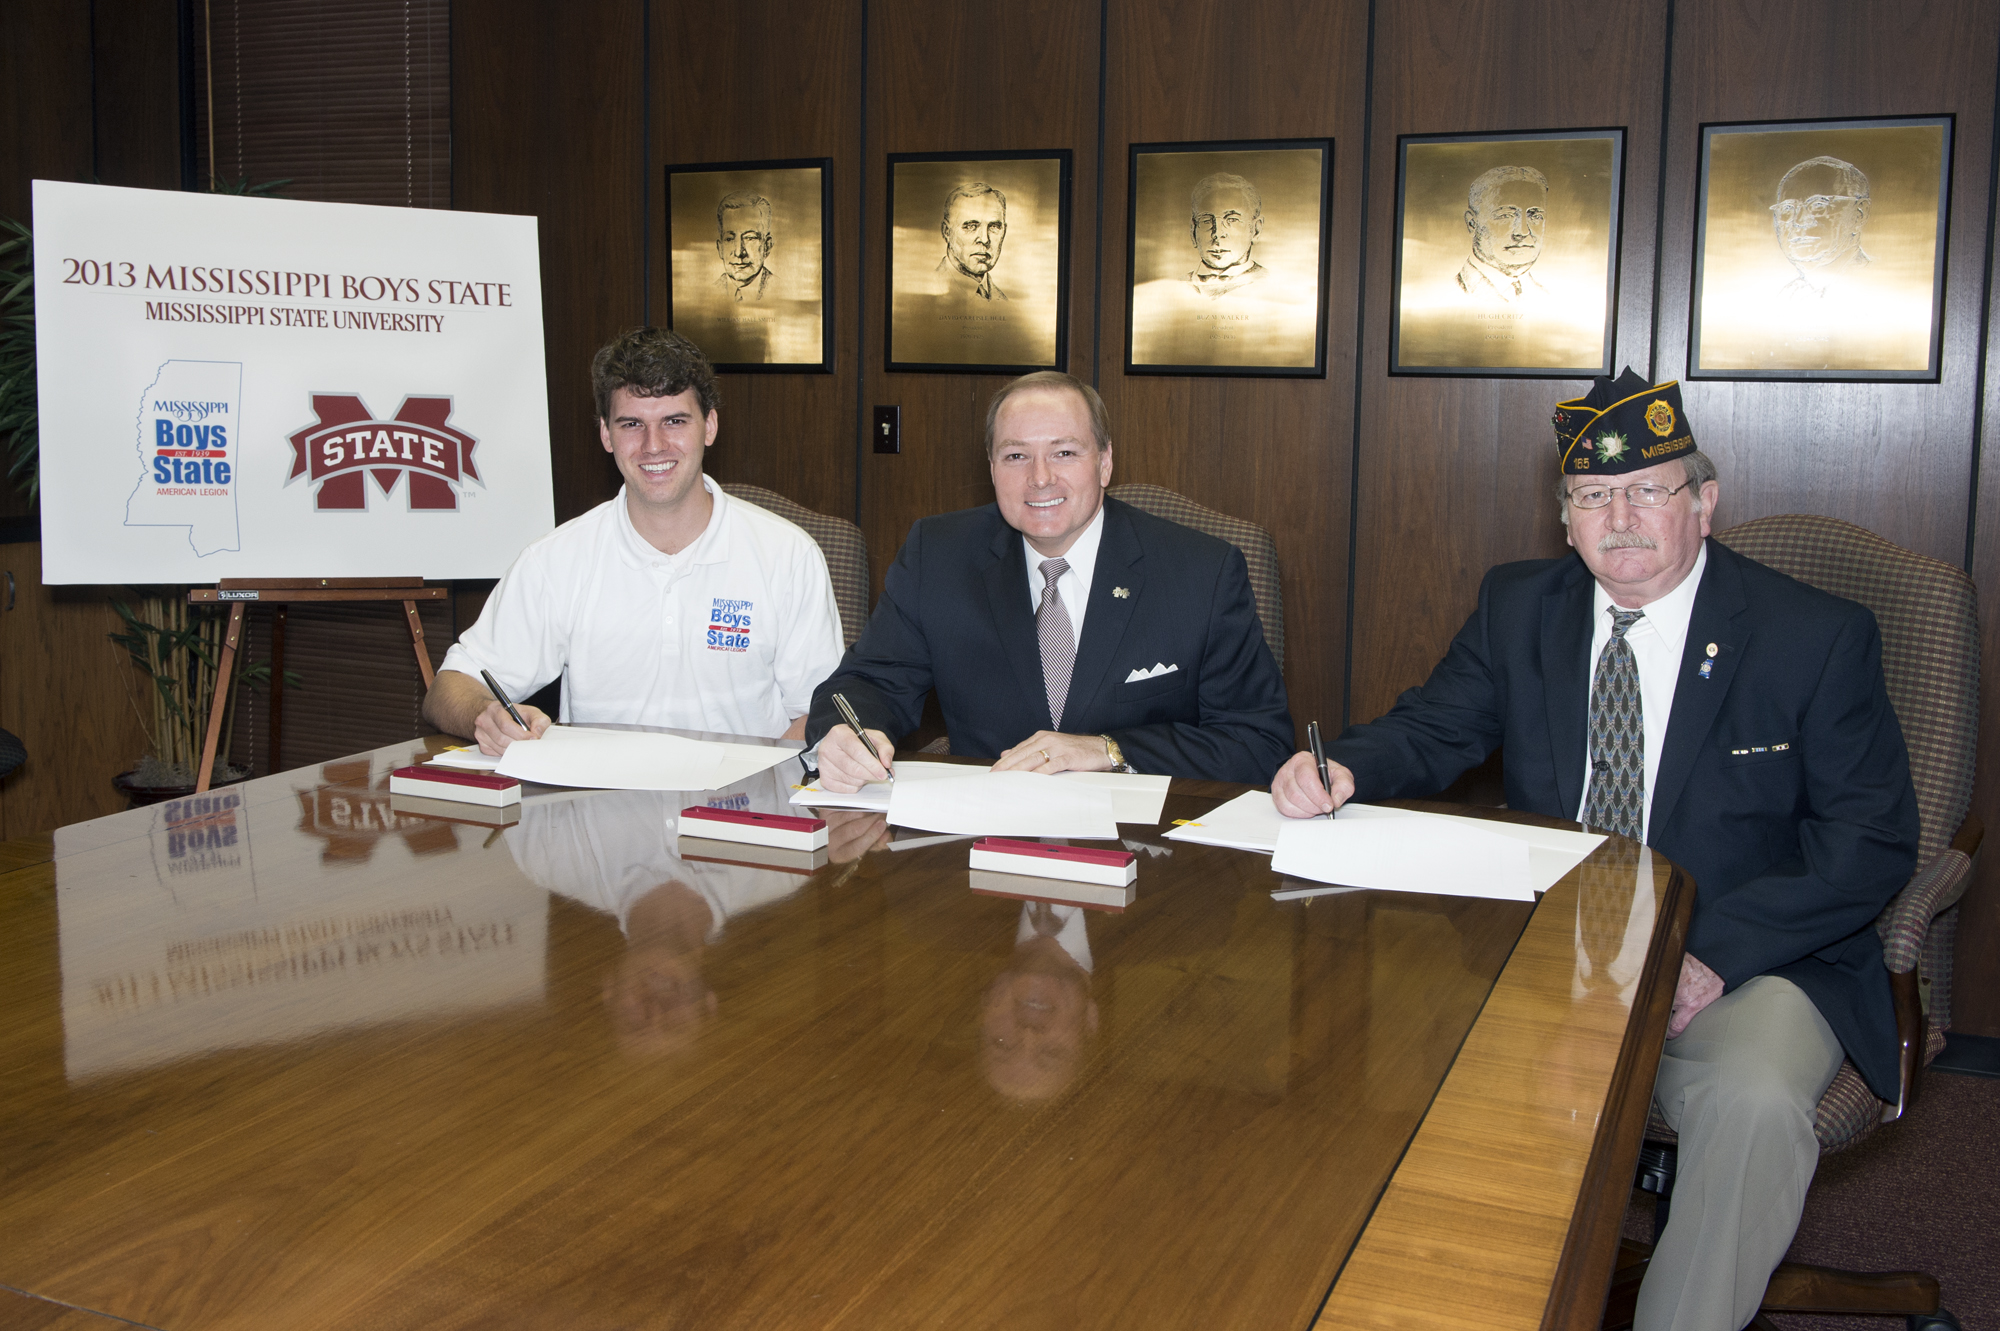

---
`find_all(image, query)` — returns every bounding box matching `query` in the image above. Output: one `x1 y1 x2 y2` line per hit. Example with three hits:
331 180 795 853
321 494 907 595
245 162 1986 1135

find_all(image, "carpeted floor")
1621 1068 2000 1330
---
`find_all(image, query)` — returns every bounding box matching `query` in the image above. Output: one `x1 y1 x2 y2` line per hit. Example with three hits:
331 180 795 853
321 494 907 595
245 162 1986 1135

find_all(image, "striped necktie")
1582 608 1645 840
1037 558 1075 729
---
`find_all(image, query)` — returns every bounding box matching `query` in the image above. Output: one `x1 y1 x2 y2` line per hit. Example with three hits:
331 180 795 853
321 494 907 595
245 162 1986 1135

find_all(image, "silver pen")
831 692 893 783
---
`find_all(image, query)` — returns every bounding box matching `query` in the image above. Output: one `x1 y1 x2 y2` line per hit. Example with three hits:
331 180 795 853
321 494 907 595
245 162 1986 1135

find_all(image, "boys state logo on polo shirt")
709 597 753 652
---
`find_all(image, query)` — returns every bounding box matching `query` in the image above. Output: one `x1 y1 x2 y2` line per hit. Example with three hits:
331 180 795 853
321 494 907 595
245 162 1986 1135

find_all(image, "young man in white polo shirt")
423 328 843 753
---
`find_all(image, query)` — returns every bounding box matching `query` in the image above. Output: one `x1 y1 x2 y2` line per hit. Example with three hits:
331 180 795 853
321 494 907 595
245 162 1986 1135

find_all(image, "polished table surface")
0 738 1688 1330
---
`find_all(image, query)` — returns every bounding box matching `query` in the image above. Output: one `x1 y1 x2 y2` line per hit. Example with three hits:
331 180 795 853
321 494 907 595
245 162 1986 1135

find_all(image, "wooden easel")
187 576 448 792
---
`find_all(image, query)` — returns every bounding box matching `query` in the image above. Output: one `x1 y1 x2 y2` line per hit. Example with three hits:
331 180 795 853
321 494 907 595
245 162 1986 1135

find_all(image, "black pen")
1307 720 1333 818
480 668 530 731
831 692 893 783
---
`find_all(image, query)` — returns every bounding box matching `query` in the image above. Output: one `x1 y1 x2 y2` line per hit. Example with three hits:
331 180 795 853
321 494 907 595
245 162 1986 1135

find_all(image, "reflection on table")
2 737 1684 1331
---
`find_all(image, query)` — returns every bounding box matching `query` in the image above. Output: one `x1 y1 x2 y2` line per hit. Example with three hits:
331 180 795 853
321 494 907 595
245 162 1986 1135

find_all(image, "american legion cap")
1552 367 1696 476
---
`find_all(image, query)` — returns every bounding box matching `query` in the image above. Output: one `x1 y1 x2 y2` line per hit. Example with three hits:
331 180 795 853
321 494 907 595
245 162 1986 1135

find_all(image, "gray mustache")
1597 531 1659 552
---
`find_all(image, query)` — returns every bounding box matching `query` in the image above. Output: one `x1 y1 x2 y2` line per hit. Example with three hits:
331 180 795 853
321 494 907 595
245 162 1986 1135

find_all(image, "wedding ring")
1039 749 1049 764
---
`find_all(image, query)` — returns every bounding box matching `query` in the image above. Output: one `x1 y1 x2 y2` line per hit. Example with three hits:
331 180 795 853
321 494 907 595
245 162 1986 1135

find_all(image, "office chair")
1603 514 1979 1331
916 485 1286 757
1107 483 1285 668
719 483 871 648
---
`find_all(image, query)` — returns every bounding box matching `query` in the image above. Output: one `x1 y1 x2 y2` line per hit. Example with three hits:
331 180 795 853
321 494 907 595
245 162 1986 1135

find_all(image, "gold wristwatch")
1100 734 1133 773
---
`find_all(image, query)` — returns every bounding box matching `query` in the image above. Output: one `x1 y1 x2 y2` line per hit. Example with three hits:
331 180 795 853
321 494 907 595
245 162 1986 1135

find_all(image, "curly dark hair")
590 328 720 420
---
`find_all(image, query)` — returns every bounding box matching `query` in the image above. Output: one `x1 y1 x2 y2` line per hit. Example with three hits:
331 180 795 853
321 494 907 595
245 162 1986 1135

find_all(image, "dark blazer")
1328 539 1919 1098
806 497 1293 784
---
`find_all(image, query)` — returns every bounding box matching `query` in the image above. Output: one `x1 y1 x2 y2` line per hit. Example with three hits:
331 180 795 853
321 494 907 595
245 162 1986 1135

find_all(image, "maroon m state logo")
286 394 481 511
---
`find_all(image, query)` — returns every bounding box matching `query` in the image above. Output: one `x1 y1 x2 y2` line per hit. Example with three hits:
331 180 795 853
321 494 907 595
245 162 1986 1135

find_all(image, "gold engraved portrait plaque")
1125 141 1331 376
887 152 1070 373
1391 129 1623 377
1691 117 1951 381
666 159 830 372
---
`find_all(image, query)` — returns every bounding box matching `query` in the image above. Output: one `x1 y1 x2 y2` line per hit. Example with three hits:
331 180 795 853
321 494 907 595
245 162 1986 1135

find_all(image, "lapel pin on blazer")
1699 641 1719 680
1113 586 1130 599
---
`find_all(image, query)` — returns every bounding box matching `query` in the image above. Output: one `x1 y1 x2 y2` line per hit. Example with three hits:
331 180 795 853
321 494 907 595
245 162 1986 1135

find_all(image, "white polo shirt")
440 476 843 738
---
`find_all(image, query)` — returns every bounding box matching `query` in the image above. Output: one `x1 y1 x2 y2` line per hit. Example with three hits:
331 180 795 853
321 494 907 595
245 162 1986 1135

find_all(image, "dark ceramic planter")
112 768 250 808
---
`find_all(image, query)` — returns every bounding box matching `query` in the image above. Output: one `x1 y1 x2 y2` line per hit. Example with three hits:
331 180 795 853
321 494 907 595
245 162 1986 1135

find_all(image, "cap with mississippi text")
1552 368 1695 475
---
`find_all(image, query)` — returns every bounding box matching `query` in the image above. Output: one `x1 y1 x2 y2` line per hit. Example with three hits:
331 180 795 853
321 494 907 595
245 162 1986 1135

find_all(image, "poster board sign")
32 181 555 584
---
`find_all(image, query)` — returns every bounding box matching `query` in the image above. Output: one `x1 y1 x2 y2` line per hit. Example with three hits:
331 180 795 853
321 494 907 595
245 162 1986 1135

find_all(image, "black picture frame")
664 157 834 374
1389 127 1624 378
1688 115 1952 382
885 150 1071 374
1123 138 1333 378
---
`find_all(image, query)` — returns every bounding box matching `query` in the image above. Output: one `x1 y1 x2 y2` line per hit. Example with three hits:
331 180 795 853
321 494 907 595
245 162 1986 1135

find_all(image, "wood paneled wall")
859 0 1104 589
452 0 645 524
1097 0 1367 747
1347 1 1670 724
651 0 863 522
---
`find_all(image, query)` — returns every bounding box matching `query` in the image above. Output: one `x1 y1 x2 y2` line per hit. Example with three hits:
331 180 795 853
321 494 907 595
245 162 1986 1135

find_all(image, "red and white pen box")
968 837 1137 887
679 805 829 852
389 764 522 808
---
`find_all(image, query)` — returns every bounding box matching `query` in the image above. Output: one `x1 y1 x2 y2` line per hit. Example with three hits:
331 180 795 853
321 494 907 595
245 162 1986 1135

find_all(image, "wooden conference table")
0 735 1689 1331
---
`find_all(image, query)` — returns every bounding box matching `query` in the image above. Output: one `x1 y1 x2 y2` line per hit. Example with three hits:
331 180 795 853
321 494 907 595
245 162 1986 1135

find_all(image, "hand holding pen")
475 669 552 755
1271 723 1356 819
818 693 896 793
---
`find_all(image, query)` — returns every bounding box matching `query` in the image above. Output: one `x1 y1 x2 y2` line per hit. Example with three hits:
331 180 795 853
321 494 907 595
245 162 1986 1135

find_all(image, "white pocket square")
1124 662 1180 683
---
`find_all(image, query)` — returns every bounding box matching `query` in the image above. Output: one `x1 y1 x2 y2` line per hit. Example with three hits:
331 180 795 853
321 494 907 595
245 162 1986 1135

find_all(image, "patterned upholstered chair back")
719 483 871 648
1715 513 1979 1086
1107 483 1285 669
1714 515 1977 872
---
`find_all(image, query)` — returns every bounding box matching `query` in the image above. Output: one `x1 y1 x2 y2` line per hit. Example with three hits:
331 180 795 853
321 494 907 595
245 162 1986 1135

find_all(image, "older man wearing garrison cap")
1271 370 1919 1331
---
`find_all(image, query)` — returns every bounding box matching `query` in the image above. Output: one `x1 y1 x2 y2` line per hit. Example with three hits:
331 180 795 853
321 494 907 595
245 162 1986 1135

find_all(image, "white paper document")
1167 792 1606 899
702 739 807 788
790 761 969 811
1274 818 1536 901
425 745 504 770
494 726 731 791
884 771 1120 839
1050 771 1171 824
1161 789 1290 852
795 765 1170 825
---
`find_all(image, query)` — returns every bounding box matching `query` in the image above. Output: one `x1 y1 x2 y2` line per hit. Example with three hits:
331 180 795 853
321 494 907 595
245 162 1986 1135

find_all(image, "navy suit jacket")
1328 540 1919 1098
806 498 1293 784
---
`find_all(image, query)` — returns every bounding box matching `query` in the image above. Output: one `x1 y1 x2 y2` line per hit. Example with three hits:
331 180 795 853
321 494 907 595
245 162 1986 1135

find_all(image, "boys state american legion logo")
285 393 481 511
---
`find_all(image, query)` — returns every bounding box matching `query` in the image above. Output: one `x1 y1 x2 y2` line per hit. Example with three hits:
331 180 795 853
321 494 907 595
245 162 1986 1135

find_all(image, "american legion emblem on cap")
1553 367 1696 475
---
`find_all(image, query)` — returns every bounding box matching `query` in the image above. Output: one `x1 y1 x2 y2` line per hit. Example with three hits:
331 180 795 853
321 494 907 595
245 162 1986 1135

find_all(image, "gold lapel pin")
1113 587 1130 599
1706 642 1718 657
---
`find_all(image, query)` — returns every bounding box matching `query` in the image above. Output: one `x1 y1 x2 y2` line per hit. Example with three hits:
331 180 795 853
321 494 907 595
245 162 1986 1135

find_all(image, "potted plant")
109 594 295 802
0 216 35 498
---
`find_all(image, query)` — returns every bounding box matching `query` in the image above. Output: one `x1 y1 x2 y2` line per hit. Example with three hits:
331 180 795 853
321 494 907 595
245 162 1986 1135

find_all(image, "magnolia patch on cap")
1553 368 1696 476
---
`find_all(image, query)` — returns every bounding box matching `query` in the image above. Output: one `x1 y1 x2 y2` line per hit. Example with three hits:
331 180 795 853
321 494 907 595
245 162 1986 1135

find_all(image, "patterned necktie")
1037 558 1075 729
1582 608 1645 840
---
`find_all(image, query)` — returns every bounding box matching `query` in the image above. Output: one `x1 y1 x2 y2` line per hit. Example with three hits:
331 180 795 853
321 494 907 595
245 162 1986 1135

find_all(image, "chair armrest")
1875 845 1973 973
1872 815 1980 1124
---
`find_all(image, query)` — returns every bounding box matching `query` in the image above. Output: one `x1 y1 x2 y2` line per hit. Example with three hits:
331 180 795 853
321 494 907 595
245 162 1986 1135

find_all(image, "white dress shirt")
1574 543 1708 842
1020 503 1105 651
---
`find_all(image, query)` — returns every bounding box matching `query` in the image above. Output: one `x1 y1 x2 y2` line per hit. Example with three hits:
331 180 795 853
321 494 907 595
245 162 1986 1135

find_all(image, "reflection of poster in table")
1126 140 1330 376
666 159 830 372
57 752 546 1081
1391 130 1622 377
1690 116 1951 381
32 181 553 584
887 152 1069 373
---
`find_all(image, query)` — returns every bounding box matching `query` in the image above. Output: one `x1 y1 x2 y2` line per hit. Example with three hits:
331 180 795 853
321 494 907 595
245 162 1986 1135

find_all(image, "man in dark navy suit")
809 371 1291 790
1271 371 1919 1331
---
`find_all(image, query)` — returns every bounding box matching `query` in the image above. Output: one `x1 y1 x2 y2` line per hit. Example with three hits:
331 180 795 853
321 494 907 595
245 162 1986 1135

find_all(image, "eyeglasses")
1769 195 1863 226
1565 481 1695 510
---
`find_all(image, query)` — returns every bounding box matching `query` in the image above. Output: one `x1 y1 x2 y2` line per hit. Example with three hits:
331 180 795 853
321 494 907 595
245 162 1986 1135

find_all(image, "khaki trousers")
1634 975 1846 1331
